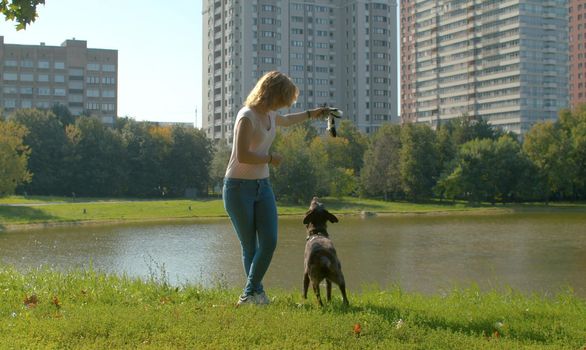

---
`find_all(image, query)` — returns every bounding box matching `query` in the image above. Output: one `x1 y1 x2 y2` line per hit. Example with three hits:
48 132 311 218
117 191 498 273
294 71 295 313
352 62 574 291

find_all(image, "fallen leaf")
23 294 38 308
353 323 362 336
52 296 61 309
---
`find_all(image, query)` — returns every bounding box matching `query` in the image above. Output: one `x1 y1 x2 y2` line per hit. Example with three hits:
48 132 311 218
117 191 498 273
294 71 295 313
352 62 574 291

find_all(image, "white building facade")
401 0 569 134
203 0 399 143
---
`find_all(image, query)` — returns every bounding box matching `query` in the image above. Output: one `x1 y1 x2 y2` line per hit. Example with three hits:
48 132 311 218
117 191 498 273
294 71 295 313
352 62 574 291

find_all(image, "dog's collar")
306 228 329 241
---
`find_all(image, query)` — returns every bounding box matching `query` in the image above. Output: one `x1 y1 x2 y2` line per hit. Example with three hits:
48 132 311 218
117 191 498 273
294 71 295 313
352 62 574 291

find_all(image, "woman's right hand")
269 153 283 166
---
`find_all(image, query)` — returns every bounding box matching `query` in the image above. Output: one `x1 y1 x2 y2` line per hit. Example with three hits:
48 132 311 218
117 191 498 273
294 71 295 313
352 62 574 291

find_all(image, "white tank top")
224 106 276 179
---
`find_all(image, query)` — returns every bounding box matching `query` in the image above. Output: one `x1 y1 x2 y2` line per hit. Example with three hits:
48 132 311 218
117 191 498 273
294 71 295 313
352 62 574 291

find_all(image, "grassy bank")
2 195 585 230
0 266 584 349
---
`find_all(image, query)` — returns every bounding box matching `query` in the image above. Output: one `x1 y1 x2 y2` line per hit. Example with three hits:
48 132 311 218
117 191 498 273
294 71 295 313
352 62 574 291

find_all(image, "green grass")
2 196 586 229
0 266 584 349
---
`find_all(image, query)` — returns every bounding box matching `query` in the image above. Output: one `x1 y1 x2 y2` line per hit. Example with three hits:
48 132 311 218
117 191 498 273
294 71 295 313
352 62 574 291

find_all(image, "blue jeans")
223 178 278 296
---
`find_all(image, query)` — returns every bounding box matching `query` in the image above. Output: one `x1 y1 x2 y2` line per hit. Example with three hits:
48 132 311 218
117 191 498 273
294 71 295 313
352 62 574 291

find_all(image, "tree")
0 0 45 30
209 140 232 194
118 119 166 197
558 107 586 199
0 119 31 196
449 114 501 145
360 124 403 200
164 126 213 197
12 109 69 195
523 121 572 203
437 136 532 204
65 117 128 197
51 104 76 126
336 119 368 175
271 127 317 204
309 135 357 197
400 123 439 201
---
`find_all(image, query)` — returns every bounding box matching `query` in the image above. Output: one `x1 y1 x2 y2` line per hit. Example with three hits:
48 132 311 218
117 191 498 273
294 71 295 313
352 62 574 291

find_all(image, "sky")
0 0 204 127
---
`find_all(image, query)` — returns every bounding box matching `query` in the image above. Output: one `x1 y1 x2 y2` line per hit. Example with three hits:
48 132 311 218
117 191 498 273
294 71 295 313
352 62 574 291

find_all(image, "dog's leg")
312 281 323 306
303 272 310 299
339 281 349 306
326 279 332 302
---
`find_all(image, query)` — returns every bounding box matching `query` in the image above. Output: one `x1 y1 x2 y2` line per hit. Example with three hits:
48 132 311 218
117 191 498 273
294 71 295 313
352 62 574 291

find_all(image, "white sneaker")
236 294 256 307
253 292 270 305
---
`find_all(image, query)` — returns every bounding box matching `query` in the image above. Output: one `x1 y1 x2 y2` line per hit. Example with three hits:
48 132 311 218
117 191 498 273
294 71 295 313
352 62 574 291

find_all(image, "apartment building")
0 36 118 125
400 0 569 134
570 0 586 108
203 0 398 143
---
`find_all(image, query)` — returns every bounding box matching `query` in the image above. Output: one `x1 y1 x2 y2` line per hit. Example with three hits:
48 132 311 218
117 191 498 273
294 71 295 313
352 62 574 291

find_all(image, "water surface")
1 213 585 297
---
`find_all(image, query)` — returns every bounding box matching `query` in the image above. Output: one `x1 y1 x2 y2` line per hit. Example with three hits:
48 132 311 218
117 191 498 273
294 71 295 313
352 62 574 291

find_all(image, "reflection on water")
1 213 585 297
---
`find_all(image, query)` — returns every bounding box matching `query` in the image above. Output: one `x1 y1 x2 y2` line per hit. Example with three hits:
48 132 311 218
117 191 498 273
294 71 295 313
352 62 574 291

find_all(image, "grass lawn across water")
4 195 583 230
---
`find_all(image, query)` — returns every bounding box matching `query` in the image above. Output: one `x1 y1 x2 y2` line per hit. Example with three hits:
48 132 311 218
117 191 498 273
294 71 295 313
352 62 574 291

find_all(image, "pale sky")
0 0 204 126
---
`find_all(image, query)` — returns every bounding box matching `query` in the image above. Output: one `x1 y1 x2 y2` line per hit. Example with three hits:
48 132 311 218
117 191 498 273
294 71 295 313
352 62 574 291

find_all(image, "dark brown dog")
303 197 349 306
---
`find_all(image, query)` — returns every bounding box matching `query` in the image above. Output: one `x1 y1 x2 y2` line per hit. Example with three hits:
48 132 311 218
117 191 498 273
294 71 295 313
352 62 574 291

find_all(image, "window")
86 89 100 97
4 99 17 108
102 64 116 72
38 74 49 82
87 76 100 84
20 60 34 68
86 102 100 110
54 62 65 69
54 88 66 96
102 103 115 111
36 101 51 108
102 90 116 98
87 63 100 71
69 68 84 76
4 59 17 67
69 94 83 103
20 73 34 81
54 75 65 83
2 86 18 94
68 81 83 89
3 72 17 80
38 60 50 69
37 87 51 96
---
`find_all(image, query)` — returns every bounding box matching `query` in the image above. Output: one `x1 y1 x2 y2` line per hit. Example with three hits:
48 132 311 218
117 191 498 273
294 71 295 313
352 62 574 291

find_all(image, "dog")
302 197 349 306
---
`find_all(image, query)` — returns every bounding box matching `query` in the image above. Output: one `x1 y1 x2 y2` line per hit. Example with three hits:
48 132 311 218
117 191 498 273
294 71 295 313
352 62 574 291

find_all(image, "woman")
223 71 327 306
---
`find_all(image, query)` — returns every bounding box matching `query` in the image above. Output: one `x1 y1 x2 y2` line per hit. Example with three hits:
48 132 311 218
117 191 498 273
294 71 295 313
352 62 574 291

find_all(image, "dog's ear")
303 210 315 225
325 210 338 223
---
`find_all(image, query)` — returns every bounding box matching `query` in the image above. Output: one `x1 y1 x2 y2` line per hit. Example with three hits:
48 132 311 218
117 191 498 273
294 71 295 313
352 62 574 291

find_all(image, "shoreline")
1 205 573 232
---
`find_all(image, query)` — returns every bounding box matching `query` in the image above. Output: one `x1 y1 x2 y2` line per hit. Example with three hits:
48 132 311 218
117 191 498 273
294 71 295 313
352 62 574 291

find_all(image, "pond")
1 212 585 297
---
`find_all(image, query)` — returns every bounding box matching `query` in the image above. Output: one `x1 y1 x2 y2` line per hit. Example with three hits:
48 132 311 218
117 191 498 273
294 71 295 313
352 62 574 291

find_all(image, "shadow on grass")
0 206 58 229
361 303 557 345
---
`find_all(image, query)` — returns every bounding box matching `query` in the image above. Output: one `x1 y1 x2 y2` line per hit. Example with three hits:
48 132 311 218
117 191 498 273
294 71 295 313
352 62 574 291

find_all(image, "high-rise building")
0 36 118 124
400 0 569 134
570 0 586 108
203 0 398 143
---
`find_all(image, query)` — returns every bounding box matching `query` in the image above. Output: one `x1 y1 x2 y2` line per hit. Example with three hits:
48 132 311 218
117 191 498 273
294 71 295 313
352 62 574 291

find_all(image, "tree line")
0 108 212 198
1 106 585 203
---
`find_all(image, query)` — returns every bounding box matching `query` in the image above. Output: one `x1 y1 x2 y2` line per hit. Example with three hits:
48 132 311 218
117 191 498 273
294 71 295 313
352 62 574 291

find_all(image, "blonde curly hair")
244 71 299 109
